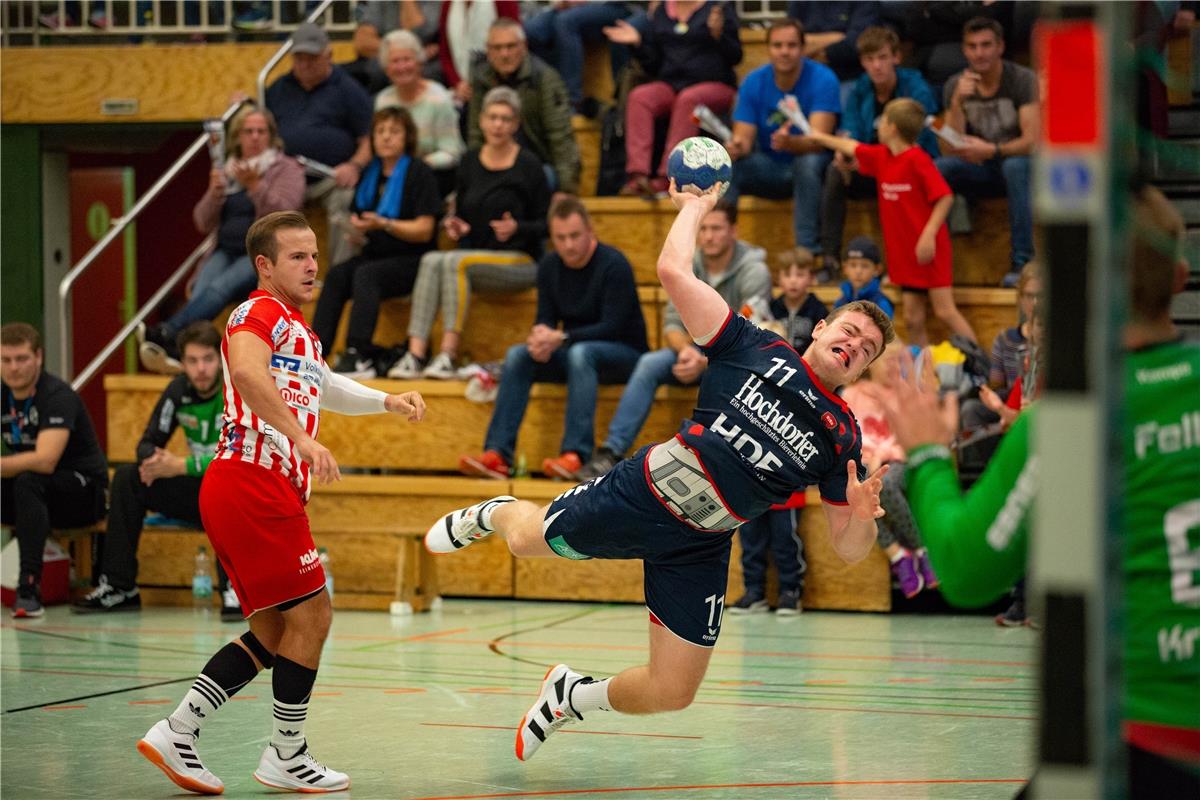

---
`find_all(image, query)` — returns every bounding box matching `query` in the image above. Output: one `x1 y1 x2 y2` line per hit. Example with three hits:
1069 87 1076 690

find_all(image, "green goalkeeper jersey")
905 338 1199 736
1121 338 1200 733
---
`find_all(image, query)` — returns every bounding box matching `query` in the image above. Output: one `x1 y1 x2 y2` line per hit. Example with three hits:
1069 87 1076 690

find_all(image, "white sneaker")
515 664 586 761
254 743 350 793
425 496 515 554
386 351 424 379
422 352 458 380
136 718 224 795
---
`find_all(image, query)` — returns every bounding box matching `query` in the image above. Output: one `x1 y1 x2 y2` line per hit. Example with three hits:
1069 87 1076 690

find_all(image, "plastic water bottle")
192 545 213 610
319 547 334 599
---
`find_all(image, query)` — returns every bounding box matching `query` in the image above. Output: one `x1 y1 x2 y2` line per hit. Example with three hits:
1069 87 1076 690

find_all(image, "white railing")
1 0 785 46
0 0 361 45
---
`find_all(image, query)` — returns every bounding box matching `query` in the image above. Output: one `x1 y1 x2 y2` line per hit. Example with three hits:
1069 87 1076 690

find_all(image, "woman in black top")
389 86 550 380
313 106 441 378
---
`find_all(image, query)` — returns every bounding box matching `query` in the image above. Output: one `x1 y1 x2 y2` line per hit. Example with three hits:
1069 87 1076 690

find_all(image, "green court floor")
2 601 1035 799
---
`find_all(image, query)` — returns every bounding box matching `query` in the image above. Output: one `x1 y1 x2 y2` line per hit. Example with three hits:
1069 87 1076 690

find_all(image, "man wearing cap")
266 21 374 267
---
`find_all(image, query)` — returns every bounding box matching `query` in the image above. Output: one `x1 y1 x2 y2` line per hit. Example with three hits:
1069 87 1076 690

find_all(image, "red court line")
43 705 87 711
229 695 258 701
410 777 1027 800
128 699 171 705
398 627 472 642
420 723 702 741
887 678 932 683
457 638 1035 668
312 691 343 697
697 698 1035 721
804 679 848 685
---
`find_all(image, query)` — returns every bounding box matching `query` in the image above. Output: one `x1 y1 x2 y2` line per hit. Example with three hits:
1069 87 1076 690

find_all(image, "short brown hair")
176 321 221 355
856 26 899 56
883 98 927 144
767 18 805 47
779 246 816 273
548 195 592 227
825 300 897 351
963 16 1004 41
707 199 738 226
1130 183 1185 323
372 106 420 159
246 211 311 265
0 322 42 352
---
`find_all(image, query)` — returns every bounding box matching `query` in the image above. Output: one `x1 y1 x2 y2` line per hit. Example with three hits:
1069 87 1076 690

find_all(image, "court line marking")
420 722 702 740
4 676 193 714
409 777 1028 800
42 705 87 711
455 637 1035 667
695 698 1035 721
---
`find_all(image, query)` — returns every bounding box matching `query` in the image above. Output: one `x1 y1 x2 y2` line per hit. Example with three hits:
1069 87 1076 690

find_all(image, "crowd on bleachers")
4 1 1195 623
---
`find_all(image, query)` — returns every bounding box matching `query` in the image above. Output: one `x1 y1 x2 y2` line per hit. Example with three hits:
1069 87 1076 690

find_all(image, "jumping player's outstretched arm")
228 331 341 483
658 181 733 344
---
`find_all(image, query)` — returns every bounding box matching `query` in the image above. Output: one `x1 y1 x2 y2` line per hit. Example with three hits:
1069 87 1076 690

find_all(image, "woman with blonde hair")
139 106 305 373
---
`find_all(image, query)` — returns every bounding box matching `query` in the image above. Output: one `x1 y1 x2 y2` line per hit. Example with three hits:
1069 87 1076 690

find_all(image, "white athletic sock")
477 497 515 531
168 675 228 735
568 677 612 718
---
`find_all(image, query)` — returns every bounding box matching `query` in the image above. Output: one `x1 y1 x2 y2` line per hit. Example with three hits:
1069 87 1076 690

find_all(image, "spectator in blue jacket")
819 26 938 273
834 236 894 318
787 0 881 80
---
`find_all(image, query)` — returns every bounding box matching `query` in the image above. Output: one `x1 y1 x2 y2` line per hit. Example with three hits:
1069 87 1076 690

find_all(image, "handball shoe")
254 743 349 793
890 550 924 598
137 719 224 795
516 664 586 761
425 496 515 553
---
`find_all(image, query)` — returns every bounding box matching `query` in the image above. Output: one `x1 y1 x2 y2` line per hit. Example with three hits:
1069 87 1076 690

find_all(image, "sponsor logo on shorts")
547 534 591 561
299 548 321 574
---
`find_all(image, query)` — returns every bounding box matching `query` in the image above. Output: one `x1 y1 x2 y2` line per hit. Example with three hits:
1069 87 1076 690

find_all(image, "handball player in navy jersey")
427 181 895 761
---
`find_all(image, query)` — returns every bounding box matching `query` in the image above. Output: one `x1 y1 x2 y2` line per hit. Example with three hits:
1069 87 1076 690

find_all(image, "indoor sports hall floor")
2 601 1035 799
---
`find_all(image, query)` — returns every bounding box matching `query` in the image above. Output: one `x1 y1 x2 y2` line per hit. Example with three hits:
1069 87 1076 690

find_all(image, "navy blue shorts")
543 446 733 647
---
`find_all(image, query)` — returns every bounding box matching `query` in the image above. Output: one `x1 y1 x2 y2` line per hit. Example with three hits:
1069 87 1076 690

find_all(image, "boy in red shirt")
809 99 977 347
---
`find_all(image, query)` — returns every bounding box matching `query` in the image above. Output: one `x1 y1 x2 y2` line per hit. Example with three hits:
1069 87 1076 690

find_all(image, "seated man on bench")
2 322 109 618
73 322 240 619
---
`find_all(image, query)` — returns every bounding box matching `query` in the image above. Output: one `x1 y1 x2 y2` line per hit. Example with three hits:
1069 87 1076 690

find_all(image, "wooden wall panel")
799 504 891 612
2 42 355 123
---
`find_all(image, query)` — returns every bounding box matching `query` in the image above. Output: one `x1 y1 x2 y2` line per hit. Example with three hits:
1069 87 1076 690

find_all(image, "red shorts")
199 459 325 616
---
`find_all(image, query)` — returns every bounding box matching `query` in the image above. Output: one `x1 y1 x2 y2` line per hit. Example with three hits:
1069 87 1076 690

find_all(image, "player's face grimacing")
805 311 884 386
261 227 320 307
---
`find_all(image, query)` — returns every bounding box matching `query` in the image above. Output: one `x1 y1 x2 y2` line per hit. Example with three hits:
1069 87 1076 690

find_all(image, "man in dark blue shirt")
428 182 895 762
459 198 647 481
265 22 373 267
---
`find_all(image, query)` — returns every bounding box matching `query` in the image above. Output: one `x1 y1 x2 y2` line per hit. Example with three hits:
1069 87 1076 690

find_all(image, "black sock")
271 655 318 758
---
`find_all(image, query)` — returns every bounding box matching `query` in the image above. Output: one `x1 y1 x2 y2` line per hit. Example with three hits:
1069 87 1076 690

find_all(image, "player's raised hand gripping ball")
667 136 732 197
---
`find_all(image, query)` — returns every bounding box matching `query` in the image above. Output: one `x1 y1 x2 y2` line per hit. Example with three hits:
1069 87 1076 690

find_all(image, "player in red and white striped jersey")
139 211 425 795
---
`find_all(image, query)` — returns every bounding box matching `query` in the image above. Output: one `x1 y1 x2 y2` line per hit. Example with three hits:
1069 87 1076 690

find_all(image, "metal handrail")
55 99 244 376
71 234 214 392
56 0 335 386
257 0 334 108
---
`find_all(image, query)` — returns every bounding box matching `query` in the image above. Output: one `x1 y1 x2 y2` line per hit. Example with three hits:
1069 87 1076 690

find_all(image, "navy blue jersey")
672 312 863 521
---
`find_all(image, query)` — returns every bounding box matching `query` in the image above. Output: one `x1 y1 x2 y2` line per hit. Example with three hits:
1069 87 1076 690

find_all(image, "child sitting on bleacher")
767 247 829 351
832 236 894 319
810 99 978 348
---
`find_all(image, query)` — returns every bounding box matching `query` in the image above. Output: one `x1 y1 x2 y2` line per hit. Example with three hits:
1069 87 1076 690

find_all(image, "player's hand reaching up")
297 437 341 485
386 391 427 422
846 459 888 521
667 178 724 212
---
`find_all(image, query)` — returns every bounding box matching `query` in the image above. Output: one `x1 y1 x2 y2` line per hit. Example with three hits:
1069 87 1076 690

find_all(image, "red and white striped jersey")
214 290 325 501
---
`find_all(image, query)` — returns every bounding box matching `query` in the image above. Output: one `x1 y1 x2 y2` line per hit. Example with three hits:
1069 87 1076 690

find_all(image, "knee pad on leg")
240 631 275 669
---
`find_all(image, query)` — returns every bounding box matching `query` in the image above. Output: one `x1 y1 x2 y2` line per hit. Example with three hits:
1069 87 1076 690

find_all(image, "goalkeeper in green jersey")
881 183 1198 798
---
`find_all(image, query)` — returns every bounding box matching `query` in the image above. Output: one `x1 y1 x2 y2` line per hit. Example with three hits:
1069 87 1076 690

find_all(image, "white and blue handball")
667 136 732 197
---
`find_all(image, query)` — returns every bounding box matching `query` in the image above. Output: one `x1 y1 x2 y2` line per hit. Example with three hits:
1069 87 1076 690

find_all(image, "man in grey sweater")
576 201 771 479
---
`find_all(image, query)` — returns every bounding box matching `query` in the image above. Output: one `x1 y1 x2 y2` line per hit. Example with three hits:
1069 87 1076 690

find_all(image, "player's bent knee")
656 683 699 712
